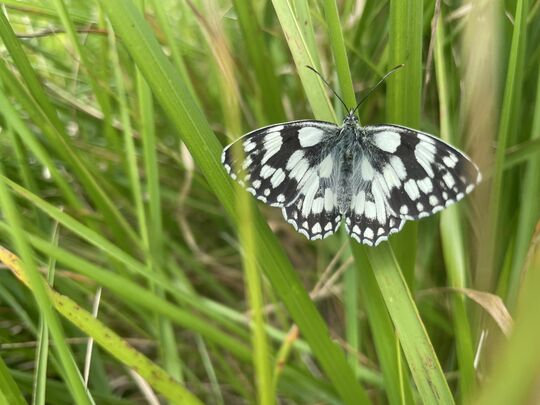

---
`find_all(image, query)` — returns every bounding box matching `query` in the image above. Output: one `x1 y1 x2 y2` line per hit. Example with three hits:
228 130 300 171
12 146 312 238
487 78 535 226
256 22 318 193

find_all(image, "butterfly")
221 70 481 246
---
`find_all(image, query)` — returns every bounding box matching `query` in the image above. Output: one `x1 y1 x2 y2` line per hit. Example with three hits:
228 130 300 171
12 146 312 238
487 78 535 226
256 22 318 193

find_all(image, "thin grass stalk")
0 84 81 210
351 248 414 405
488 0 529 296
0 356 26 405
0 13 142 251
364 244 454 404
271 0 335 122
506 11 539 307
232 0 285 122
292 0 320 71
0 171 92 404
32 223 60 405
386 0 424 285
435 14 476 400
237 185 274 405
49 0 115 148
323 0 356 109
148 0 200 108
97 2 367 403
0 247 204 405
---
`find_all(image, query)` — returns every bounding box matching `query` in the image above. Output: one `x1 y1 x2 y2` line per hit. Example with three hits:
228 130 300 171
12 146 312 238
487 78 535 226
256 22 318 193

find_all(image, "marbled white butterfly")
221 70 481 246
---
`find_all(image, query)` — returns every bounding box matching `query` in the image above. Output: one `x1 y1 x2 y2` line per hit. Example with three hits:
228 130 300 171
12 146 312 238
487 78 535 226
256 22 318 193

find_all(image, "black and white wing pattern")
221 120 343 239
345 124 481 246
222 118 481 246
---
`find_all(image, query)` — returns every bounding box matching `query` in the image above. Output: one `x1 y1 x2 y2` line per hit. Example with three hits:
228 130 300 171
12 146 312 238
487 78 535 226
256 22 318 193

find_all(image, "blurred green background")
0 0 539 404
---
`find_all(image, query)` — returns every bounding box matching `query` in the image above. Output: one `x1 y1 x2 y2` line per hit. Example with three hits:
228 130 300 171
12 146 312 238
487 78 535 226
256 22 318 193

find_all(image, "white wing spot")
270 168 285 187
417 202 423 211
301 177 320 216
466 184 474 193
298 127 324 147
252 179 261 189
354 190 366 215
389 156 407 180
373 131 401 153
417 177 433 194
365 201 376 219
383 164 401 189
442 155 457 168
400 205 408 215
286 150 304 170
277 194 285 203
260 165 276 179
353 225 361 234
364 227 374 239
262 132 282 164
442 172 456 188
429 195 439 206
289 159 310 182
372 182 387 224
418 133 436 144
264 188 270 196
361 158 374 180
404 179 420 200
319 154 334 178
244 140 256 152
311 197 324 214
312 223 322 234
324 188 334 211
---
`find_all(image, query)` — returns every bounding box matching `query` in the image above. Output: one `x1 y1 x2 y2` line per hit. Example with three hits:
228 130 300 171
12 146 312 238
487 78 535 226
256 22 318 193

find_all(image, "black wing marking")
282 186 342 240
221 120 339 207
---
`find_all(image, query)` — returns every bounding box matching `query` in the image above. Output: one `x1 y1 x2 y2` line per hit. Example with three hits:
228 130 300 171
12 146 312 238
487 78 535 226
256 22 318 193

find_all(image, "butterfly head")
343 111 360 128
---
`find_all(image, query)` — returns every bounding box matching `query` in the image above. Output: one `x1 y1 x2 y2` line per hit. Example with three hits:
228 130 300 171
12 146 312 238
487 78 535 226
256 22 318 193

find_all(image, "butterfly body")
222 111 481 246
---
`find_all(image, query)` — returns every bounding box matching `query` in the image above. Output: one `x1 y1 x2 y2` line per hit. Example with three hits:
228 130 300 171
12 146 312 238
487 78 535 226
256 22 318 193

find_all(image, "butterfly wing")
222 120 344 240
345 124 481 246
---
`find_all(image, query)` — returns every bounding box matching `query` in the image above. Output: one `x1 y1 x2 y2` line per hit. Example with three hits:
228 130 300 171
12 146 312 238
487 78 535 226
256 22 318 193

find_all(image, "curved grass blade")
96 1 368 403
0 247 204 405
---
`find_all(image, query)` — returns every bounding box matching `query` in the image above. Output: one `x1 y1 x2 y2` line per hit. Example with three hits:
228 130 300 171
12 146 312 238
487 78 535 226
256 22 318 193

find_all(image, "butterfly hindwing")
221 120 339 208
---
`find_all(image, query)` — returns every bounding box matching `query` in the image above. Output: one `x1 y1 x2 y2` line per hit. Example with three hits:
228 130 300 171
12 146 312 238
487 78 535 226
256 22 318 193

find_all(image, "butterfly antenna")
306 65 349 112
352 64 404 115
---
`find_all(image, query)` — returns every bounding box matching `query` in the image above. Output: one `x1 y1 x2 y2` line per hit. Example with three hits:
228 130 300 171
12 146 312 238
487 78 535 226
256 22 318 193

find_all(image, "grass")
0 0 539 404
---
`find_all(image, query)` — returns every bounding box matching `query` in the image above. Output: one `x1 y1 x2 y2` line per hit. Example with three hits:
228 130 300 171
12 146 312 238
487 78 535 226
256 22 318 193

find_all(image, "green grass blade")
0 171 92 404
434 12 476 400
488 0 529 297
386 0 424 284
96 2 367 403
0 13 140 250
49 0 114 146
0 247 204 405
237 191 273 405
475 244 540 405
232 0 285 122
323 0 356 110
365 244 454 404
351 247 414 405
0 355 26 405
506 0 538 307
33 223 60 405
271 0 335 122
